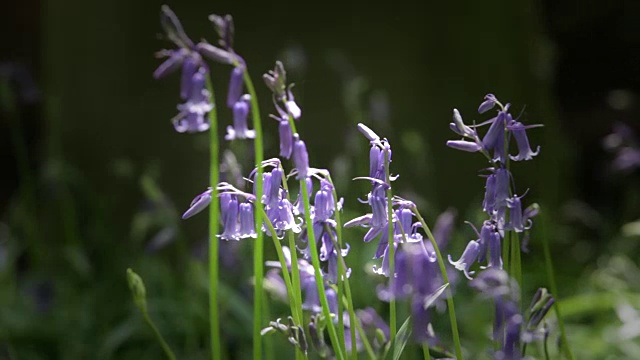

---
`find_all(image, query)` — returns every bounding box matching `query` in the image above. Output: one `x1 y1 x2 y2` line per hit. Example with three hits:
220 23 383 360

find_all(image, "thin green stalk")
264 293 274 360
412 207 463 360
510 232 522 308
287 233 304 318
143 312 177 360
502 230 510 275
242 68 266 360
422 345 432 360
259 208 307 360
204 77 221 360
353 313 377 360
279 170 305 330
325 226 363 360
337 268 347 358
540 211 574 360
300 178 345 360
327 175 358 360
383 147 397 345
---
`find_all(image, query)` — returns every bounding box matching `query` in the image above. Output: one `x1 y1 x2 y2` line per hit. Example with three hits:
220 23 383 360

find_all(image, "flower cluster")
153 6 256 139
153 8 568 359
447 94 541 278
345 124 451 343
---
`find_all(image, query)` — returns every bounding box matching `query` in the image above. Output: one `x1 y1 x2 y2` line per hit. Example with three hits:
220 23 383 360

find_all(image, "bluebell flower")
379 240 444 343
182 188 213 219
293 135 310 180
238 202 257 238
219 193 257 241
482 110 507 152
448 240 481 279
502 314 523 360
494 168 511 211
446 140 483 152
278 118 294 159
265 197 301 238
369 185 389 229
265 167 283 208
507 121 540 161
478 93 498 114
285 86 302 120
173 68 212 133
450 109 477 137
225 94 256 140
314 180 335 222
507 194 527 233
219 193 239 240
227 66 244 108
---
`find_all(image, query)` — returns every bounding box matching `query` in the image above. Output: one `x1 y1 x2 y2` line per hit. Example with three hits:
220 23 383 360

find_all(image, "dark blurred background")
1 0 640 359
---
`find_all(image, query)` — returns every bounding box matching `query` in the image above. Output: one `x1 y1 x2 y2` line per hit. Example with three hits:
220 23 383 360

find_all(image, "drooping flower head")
153 6 235 134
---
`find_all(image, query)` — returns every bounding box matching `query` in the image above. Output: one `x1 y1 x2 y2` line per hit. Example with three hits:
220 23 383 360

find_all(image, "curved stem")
278 169 305 349
258 208 307 360
204 76 221 360
412 207 463 360
242 68 266 360
353 313 377 360
143 312 177 360
326 226 370 360
300 178 345 360
327 175 358 360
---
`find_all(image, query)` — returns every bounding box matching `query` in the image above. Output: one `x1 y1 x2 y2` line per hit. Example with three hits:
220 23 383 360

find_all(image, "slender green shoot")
241 67 267 360
327 174 358 360
300 177 345 360
204 77 221 360
412 207 463 360
384 147 397 345
422 345 432 360
258 207 307 360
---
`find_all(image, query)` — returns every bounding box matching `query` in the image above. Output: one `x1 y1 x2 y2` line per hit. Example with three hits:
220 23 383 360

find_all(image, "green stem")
327 175 358 360
143 312 177 360
422 345 432 360
354 313 377 360
502 230 510 276
242 67 266 360
279 169 305 337
259 208 307 359
540 211 574 360
326 226 367 360
510 232 522 308
383 147 397 346
412 207 463 360
300 178 345 360
204 76 221 360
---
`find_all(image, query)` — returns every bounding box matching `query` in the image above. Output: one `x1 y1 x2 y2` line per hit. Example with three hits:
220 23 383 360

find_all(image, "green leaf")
423 283 449 310
392 316 412 360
